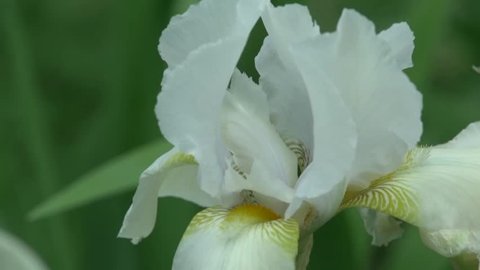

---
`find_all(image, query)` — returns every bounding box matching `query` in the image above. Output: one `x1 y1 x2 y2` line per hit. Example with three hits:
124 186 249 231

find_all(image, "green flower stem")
2 1 77 269
296 234 313 270
451 254 479 270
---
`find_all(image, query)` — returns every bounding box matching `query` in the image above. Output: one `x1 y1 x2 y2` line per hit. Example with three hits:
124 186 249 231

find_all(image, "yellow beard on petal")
226 204 280 225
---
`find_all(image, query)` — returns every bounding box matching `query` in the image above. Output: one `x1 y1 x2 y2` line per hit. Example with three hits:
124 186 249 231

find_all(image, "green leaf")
28 140 172 220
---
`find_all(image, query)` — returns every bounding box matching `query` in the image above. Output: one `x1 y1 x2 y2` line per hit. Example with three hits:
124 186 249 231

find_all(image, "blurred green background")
1 0 479 269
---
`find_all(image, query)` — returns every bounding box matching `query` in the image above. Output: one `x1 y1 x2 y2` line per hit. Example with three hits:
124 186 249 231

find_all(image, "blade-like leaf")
28 140 171 220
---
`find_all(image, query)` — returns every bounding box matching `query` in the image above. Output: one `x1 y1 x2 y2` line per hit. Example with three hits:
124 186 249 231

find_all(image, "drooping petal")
156 0 268 197
261 4 357 226
0 228 48 270
256 4 319 149
405 122 480 231
444 121 480 148
119 148 218 244
173 205 299 270
359 208 404 246
420 229 480 259
342 122 480 257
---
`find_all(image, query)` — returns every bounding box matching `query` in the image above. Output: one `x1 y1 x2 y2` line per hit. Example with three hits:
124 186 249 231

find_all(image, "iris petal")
119 148 217 244
156 0 268 197
261 4 357 228
173 205 299 270
343 122 480 258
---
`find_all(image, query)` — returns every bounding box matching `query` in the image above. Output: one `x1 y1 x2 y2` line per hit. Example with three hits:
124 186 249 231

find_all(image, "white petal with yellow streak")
173 205 299 270
342 122 480 258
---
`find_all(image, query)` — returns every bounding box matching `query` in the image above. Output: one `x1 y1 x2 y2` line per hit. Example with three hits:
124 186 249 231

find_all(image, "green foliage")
29 140 171 220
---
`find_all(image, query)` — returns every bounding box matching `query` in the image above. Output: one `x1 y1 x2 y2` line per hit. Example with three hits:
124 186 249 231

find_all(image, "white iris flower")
119 0 480 269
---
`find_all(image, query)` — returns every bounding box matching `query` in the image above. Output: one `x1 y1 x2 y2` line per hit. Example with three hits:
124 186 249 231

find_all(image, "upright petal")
378 22 415 69
256 3 318 152
221 70 298 187
173 205 299 270
332 9 422 189
159 0 268 67
156 0 268 197
261 4 357 227
220 70 297 214
119 148 218 244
